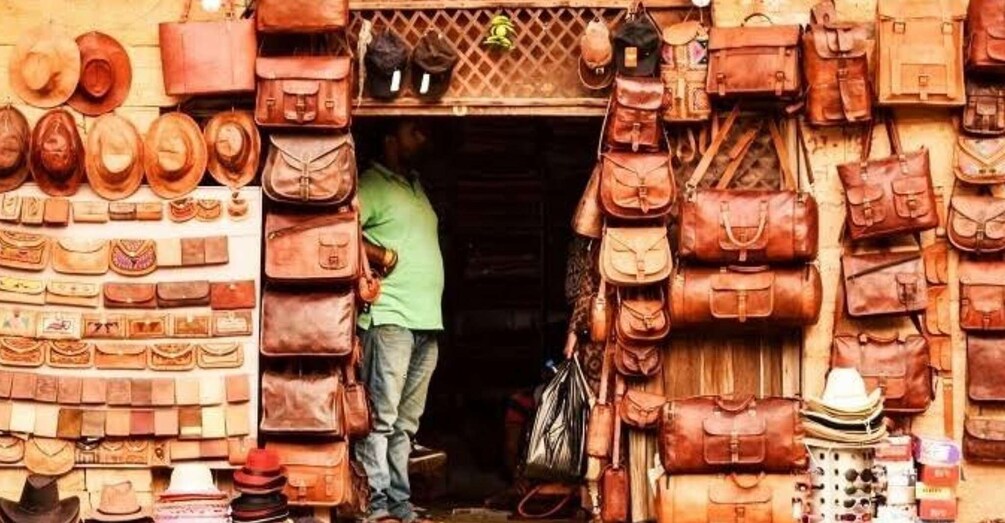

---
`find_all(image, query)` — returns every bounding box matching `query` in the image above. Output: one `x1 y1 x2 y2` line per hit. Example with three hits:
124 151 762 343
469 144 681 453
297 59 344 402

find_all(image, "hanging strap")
685 105 742 191
810 0 837 24
596 339 613 407
611 376 624 470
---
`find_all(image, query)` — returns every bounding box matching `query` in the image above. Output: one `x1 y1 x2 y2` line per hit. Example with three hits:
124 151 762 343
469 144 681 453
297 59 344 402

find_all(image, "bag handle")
861 110 907 162
810 0 837 24
516 485 577 520
743 12 774 25
714 394 755 412
729 472 767 489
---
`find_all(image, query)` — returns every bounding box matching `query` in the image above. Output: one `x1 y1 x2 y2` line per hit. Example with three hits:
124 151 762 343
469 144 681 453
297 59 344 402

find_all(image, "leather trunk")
255 57 351 129
262 134 356 207
669 265 822 327
841 250 927 317
655 473 807 523
260 370 344 436
962 81 1005 135
598 152 674 221
256 0 348 32
947 194 1005 253
802 2 871 126
960 258 1005 332
261 287 354 357
657 395 807 474
267 441 352 505
706 25 802 99
604 77 664 152
964 417 1005 462
264 209 360 284
599 227 672 286
832 333 932 413
967 0 1005 73
158 18 256 96
967 334 1005 402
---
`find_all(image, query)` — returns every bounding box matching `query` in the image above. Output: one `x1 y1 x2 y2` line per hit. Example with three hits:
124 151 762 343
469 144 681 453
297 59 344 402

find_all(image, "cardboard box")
877 436 914 461
920 465 960 488
919 498 957 521
916 482 955 501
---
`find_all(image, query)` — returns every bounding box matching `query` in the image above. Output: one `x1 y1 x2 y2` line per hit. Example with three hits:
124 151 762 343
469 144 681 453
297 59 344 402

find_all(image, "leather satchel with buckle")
255 57 351 129
263 134 356 207
832 332 932 414
963 80 1005 135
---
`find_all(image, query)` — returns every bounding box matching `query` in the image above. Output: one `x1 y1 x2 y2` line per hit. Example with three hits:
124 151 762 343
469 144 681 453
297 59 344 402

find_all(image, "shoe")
409 442 447 468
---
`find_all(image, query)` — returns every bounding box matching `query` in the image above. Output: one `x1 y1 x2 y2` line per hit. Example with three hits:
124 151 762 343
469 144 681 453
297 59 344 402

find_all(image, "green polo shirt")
357 162 444 331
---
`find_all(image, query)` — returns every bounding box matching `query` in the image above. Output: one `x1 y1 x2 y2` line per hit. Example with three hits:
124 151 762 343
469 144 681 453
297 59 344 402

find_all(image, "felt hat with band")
30 108 84 197
91 481 151 523
86 113 144 200
204 111 259 189
144 112 207 199
9 25 81 108
68 32 132 116
0 106 32 193
579 20 614 90
0 475 80 523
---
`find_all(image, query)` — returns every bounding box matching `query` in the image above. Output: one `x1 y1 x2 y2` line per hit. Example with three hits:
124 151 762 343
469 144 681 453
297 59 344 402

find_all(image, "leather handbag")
955 136 1005 184
572 164 603 239
832 333 932 413
615 286 669 343
265 209 360 284
964 417 1005 461
256 0 348 32
604 77 664 152
620 389 666 430
342 341 371 439
210 281 256 310
837 117 939 240
599 227 672 286
655 473 807 523
158 1 256 96
0 277 44 305
960 258 1005 332
613 337 661 378
600 379 628 523
967 334 1005 401
598 151 674 221
967 0 1005 73
227 374 251 403
658 395 807 474
841 248 927 317
267 441 351 505
262 287 354 357
660 20 711 123
24 438 73 476
261 369 344 435
802 1 871 126
103 283 156 309
109 240 157 276
706 15 802 100
0 230 49 271
669 265 822 327
0 337 44 367
586 347 614 459
679 113 818 264
51 239 109 275
962 80 1005 135
948 194 1005 253
95 344 146 370
255 56 351 129
263 134 356 207
156 281 210 308
876 0 965 106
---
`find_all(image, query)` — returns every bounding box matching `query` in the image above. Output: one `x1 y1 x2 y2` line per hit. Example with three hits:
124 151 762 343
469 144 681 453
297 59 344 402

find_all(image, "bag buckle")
266 97 276 114
631 123 641 152
735 506 746 522
984 312 992 330
942 21 953 34
295 95 308 122
918 74 930 101
737 290 748 323
898 281 917 305
904 193 921 217
636 184 650 212
299 157 311 200
716 73 726 97
893 21 906 33
774 71 785 96
635 257 647 281
729 431 740 462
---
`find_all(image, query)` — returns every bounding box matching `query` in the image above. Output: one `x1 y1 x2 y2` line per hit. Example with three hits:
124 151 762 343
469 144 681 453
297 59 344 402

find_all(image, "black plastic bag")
524 358 590 482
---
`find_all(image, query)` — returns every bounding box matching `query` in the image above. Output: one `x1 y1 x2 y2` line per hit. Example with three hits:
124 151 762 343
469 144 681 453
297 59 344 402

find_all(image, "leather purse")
0 195 18 222
841 248 927 317
202 406 226 438
56 409 82 439
137 202 163 221
967 0 1005 73
83 314 126 339
837 117 939 240
615 287 669 343
658 395 807 474
158 3 256 95
948 194 1005 253
955 136 1005 184
960 258 1005 332
105 410 132 437
0 337 44 367
590 281 612 344
109 240 157 276
263 287 354 357
95 344 147 370
962 80 1005 135
108 203 136 221
968 334 1005 401
181 236 229 266
669 264 822 327
171 440 201 461
170 313 212 338
655 473 807 523
598 151 674 221
34 375 58 403
802 1 871 126
128 314 168 339
613 335 661 378
0 277 44 305
34 405 59 438
706 16 802 100
36 311 81 340
600 387 628 523
10 372 35 400
263 134 357 207
131 378 153 406
0 436 24 464
620 389 666 430
229 437 255 465
46 281 100 308
156 281 210 308
964 417 1005 462
197 342 244 369
267 441 352 505
155 238 181 267
604 77 664 152
81 411 106 438
0 308 35 337
261 369 344 436
47 341 93 368
226 404 251 436
81 378 107 404
257 0 348 32
107 378 132 406
227 374 251 403
199 376 225 406
20 197 43 225
255 56 351 129
832 333 932 413
9 403 34 433
572 164 603 240
660 20 711 122
599 227 672 286
0 230 50 271
0 371 10 398
265 209 360 284
176 378 200 406
679 114 818 264
155 409 179 437
51 239 109 275
179 406 202 437
210 281 256 310
72 201 108 223
211 311 252 337
342 341 371 439
149 343 196 371
586 347 614 459
876 0 965 106
57 377 82 404
152 378 176 406
103 283 156 309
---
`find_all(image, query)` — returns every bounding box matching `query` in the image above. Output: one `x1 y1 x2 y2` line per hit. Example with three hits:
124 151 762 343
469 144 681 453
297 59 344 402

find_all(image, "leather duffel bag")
960 258 1005 332
802 1 871 126
599 226 672 286
876 0 965 106
266 441 352 505
255 56 351 129
262 133 356 207
598 151 674 221
962 80 1005 135
658 395 807 474
841 248 927 317
955 135 1005 184
261 287 355 357
264 209 360 284
947 194 1005 254
669 264 822 327
655 473 807 523
832 333 932 414
967 0 1005 73
837 116 939 241
158 4 256 96
261 369 344 436
604 77 664 152
967 334 1005 402
257 0 348 33
964 417 1005 462
679 111 818 264
706 16 802 100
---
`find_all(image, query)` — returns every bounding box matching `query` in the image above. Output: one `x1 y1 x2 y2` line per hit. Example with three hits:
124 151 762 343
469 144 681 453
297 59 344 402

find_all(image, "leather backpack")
831 332 932 414
875 0 965 106
802 1 871 126
841 247 927 317
659 20 711 122
655 473 807 523
255 56 351 129
960 258 1005 332
604 77 664 152
658 395 807 474
679 109 818 264
967 0 1005 73
706 15 802 100
599 151 674 221
962 80 1005 135
948 193 1005 254
599 226 672 286
955 135 1005 184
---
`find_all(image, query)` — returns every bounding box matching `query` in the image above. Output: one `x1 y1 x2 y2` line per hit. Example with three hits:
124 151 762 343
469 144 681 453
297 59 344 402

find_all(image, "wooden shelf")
350 0 691 10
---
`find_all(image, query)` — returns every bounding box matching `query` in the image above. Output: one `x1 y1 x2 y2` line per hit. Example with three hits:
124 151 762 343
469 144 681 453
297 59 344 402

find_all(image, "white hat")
807 367 883 414
159 464 224 498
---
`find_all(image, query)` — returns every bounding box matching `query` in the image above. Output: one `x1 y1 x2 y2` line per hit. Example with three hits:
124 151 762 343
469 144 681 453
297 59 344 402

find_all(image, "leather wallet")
83 314 127 340
136 202 163 221
131 410 155 436
10 372 36 400
36 311 83 340
179 407 202 438
0 371 13 398
0 194 21 222
81 378 107 404
181 236 230 266
107 378 131 406
94 343 145 369
151 440 170 467
0 402 12 431
128 315 168 339
9 403 34 433
228 437 255 466
56 377 82 405
170 440 201 461
201 406 226 438
211 310 253 337
199 438 228 459
0 336 44 367
108 202 136 221
155 239 182 268
169 313 212 338
56 408 82 439
72 201 109 223
81 410 106 438
151 378 176 406
131 379 152 407
155 408 179 436
34 404 59 438
210 280 256 310
105 410 131 437
226 374 250 403
199 376 225 406
43 198 70 227
20 197 44 225
175 377 200 406
34 375 58 403
103 283 157 309
225 404 250 436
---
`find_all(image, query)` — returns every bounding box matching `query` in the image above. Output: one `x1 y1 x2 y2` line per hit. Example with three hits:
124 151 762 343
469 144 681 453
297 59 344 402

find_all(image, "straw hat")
806 367 883 414
0 106 32 193
143 112 206 199
85 113 144 200
30 108 84 197
9 25 81 108
579 20 614 90
159 464 223 498
90 482 151 523
68 32 132 116
204 111 259 189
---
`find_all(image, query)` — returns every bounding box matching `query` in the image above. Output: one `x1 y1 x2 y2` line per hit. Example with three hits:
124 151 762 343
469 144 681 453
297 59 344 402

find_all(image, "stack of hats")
153 465 230 523
803 367 888 446
90 482 151 523
232 449 289 523
0 475 80 523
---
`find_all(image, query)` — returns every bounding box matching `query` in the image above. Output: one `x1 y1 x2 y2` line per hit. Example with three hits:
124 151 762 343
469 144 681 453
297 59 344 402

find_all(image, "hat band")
99 506 143 517
237 467 283 478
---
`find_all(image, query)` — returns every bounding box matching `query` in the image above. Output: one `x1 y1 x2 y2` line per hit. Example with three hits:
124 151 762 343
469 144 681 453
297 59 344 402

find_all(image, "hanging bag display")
611 1 662 78
831 332 932 414
966 0 1005 73
256 0 349 33
706 14 802 100
659 18 711 122
802 0 872 126
959 258 1005 332
604 77 664 152
255 56 351 129
962 80 1005 135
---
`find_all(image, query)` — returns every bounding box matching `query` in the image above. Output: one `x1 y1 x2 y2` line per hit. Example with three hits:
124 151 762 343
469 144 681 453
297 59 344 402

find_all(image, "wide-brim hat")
231 494 286 513
232 512 289 523
804 421 889 445
0 105 32 192
806 367 883 414
159 464 223 498
91 481 151 523
143 112 206 199
579 20 614 90
85 113 143 200
0 475 80 523
30 108 84 197
9 25 81 108
204 111 259 189
803 407 885 431
68 32 132 116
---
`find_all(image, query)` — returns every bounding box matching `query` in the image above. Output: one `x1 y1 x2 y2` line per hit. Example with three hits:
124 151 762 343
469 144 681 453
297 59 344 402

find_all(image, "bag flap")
708 476 772 505
95 344 146 357
280 79 321 96
0 337 43 354
711 270 774 292
843 251 921 279
0 277 43 295
811 25 867 58
156 281 210 302
614 78 664 111
49 341 91 357
708 25 801 50
987 24 1005 39
256 56 351 81
891 176 930 196
603 152 671 180
965 417 1005 441
274 443 345 467
270 134 352 170
703 415 767 437
845 184 884 205
957 137 1005 172
319 232 352 247
150 343 194 359
103 284 155 304
960 258 1005 285
46 282 99 298
951 194 1005 223
623 390 666 412
877 0 964 18
55 239 107 254
200 342 240 357
662 20 704 46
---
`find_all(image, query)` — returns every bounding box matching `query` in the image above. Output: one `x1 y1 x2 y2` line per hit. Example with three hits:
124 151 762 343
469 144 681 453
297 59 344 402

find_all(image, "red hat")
233 449 284 488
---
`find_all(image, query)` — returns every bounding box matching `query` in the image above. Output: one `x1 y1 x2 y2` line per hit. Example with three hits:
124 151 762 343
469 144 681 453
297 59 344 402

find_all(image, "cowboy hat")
30 108 84 197
204 111 259 189
90 481 151 523
68 32 132 116
0 105 32 192
9 25 81 108
579 20 614 90
85 113 143 200
159 464 224 499
806 367 883 414
143 112 207 199
0 475 80 523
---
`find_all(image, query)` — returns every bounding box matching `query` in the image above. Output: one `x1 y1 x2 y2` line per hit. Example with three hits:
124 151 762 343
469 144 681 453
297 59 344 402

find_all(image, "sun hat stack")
231 449 289 523
803 367 888 446
153 464 230 523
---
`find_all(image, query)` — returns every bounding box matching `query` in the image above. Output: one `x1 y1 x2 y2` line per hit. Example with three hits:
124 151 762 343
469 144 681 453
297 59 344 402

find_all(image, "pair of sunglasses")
844 469 876 483
843 497 872 509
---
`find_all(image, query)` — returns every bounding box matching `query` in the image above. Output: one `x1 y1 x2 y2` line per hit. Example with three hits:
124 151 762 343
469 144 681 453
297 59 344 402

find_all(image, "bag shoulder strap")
611 376 624 469
713 118 798 191
811 0 838 24
685 105 742 191
597 340 612 407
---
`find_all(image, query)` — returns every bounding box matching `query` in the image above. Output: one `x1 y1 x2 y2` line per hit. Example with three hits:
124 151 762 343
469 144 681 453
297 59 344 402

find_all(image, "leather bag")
615 286 669 343
94 344 146 369
837 117 939 240
262 287 354 357
263 134 356 207
876 0 965 106
261 369 344 436
158 2 256 96
660 20 711 122
265 209 360 284
51 239 109 275
706 17 802 100
47 340 93 368
572 164 603 239
960 258 1005 332
598 151 674 221
964 417 1005 462
658 395 807 474
109 239 157 276
586 347 614 459
210 280 256 310
962 80 1005 135
600 380 628 523
149 343 195 371
655 473 807 523
841 248 927 317
255 56 351 129
342 341 372 439
604 77 664 152
0 337 44 367
803 1 872 126
103 283 156 309
613 336 662 378
267 441 351 505
590 281 613 344
620 389 666 430
256 0 348 33
948 194 1005 253
832 333 932 413
955 136 1005 184
669 264 822 327
967 334 1005 402
599 227 672 286
198 342 244 369
967 0 1005 73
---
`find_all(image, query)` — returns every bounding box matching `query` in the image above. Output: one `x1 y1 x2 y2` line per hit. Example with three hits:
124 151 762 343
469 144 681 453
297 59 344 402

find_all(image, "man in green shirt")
356 120 444 523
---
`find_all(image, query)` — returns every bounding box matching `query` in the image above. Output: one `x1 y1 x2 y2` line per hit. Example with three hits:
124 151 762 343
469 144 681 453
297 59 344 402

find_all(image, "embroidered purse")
127 314 168 339
0 230 50 271
955 136 1005 185
109 239 157 276
36 311 82 340
0 308 35 337
51 239 109 275
82 314 126 339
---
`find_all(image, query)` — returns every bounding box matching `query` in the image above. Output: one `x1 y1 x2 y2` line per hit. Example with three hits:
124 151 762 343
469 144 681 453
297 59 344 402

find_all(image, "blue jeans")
355 325 439 523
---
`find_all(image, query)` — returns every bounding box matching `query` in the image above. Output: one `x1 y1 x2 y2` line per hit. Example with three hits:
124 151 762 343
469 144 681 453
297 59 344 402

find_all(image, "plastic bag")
524 358 590 482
